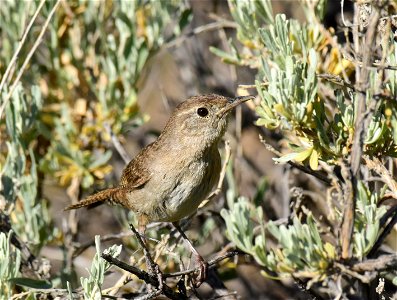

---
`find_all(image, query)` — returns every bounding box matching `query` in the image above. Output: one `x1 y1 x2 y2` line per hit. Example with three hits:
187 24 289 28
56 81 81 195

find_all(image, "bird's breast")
142 146 221 222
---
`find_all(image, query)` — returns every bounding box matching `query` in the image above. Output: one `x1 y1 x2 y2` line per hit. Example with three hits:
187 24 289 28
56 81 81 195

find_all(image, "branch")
102 250 242 299
129 224 158 274
363 156 397 200
101 253 186 300
163 250 242 278
341 3 381 261
352 254 397 273
334 262 373 284
340 163 355 260
318 73 396 103
104 123 131 165
165 20 237 49
350 4 380 175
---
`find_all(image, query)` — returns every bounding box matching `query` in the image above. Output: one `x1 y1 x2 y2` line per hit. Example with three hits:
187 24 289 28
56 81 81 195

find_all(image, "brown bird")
65 94 253 285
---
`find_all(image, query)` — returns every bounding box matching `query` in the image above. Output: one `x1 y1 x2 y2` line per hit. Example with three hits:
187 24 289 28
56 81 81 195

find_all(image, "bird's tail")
64 187 126 210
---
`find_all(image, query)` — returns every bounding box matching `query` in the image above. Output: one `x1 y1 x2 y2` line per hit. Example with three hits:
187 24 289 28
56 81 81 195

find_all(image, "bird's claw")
193 256 208 288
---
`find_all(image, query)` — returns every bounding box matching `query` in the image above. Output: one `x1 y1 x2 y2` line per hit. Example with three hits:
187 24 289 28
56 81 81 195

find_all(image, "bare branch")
101 253 186 300
104 123 131 165
352 254 397 272
163 250 242 278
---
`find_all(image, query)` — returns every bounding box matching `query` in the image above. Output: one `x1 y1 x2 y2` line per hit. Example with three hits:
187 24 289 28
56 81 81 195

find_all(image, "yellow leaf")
318 259 329 270
324 242 336 259
274 103 290 118
277 262 295 273
309 149 319 170
294 148 312 162
260 270 281 280
274 248 284 260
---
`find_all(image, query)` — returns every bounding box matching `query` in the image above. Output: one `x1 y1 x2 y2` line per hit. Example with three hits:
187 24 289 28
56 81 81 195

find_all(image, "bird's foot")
193 255 208 288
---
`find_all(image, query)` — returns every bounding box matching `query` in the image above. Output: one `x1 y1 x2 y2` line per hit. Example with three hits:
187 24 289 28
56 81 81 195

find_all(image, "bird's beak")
216 95 255 118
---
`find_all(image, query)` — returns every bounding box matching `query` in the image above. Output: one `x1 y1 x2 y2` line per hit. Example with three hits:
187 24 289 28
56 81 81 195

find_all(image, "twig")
104 123 131 165
259 135 331 185
334 262 373 284
129 224 167 297
102 250 242 298
317 73 356 90
73 231 133 258
340 163 355 260
102 272 133 296
340 0 349 27
0 213 36 269
73 223 169 258
101 253 186 300
341 53 397 71
0 0 46 95
163 250 241 278
165 20 237 49
318 73 396 102
363 156 397 199
352 254 397 272
238 82 269 89
0 0 61 119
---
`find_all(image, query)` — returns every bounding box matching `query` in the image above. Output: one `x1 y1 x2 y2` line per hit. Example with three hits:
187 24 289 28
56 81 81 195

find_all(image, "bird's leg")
172 222 208 287
135 215 157 273
138 214 149 241
130 215 163 294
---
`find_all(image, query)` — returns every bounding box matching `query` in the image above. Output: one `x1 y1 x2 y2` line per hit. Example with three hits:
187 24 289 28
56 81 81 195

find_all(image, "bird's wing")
119 150 152 189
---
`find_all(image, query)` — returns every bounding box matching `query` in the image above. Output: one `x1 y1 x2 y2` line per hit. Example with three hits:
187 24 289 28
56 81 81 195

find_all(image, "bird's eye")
197 107 209 117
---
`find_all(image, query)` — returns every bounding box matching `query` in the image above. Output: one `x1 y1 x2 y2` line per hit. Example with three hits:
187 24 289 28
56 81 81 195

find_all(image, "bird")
65 93 253 285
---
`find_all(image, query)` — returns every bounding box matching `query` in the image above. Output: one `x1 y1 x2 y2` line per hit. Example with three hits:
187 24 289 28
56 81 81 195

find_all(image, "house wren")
65 94 253 284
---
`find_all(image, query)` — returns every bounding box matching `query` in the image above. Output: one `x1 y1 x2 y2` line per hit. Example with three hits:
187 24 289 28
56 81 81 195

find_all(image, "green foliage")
228 0 273 45
2 84 56 253
265 215 334 278
79 236 122 300
222 183 387 280
222 197 333 280
353 182 387 258
221 197 266 256
0 1 36 66
0 231 21 300
216 0 397 292
214 2 397 169
33 0 191 188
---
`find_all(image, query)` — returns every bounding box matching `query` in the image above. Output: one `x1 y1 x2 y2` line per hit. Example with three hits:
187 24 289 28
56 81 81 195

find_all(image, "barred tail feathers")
64 187 127 210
